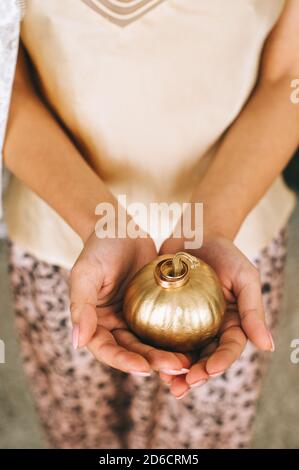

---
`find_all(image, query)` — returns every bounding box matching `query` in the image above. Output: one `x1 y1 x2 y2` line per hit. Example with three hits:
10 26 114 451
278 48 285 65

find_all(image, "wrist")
193 194 247 242
77 212 99 245
161 201 245 254
74 193 120 244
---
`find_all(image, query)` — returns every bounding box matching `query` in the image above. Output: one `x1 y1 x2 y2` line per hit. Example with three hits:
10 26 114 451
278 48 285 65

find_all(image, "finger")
185 336 225 386
87 325 151 374
236 268 273 351
184 337 220 387
113 329 190 374
178 343 215 387
205 312 247 376
198 340 218 359
174 352 193 369
159 353 193 384
159 372 174 385
170 375 190 399
185 358 209 387
70 256 104 348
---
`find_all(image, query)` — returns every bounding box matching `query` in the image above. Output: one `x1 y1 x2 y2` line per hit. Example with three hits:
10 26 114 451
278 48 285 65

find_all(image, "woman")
1 0 299 449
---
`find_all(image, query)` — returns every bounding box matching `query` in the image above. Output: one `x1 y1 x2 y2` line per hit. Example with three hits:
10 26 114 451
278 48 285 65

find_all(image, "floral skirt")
8 230 287 449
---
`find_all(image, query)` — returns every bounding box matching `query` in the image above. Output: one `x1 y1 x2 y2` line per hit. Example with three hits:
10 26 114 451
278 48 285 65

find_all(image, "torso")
5 0 295 268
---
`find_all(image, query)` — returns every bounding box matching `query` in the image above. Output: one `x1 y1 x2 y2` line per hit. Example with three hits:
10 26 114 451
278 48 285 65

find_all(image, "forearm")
3 50 117 243
192 77 299 240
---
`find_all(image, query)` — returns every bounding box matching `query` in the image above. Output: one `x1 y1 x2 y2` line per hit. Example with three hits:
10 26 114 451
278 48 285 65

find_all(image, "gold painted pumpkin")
123 252 226 352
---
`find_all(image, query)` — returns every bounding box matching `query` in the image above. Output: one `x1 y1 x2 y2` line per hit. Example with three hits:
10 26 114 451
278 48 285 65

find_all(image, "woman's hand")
70 232 191 376
159 234 274 398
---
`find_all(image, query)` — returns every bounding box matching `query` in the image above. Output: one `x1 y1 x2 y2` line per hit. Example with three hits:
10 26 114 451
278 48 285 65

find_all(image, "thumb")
236 267 273 352
70 256 104 349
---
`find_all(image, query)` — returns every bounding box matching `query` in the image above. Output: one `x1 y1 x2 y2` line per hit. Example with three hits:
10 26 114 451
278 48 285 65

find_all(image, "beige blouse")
4 0 295 269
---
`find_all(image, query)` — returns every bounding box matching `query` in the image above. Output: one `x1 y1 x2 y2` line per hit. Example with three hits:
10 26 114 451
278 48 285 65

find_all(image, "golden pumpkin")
123 252 226 353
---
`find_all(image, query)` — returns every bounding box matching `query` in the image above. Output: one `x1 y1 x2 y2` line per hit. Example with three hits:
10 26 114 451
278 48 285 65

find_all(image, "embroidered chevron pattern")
81 0 165 26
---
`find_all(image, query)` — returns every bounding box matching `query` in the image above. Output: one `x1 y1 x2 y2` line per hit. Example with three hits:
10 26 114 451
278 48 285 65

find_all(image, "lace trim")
17 0 26 19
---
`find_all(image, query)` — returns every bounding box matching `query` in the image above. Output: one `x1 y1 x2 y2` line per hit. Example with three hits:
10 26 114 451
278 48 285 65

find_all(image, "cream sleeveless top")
4 0 296 269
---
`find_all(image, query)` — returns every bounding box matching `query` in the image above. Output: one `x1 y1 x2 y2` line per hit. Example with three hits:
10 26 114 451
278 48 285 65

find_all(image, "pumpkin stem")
172 252 200 277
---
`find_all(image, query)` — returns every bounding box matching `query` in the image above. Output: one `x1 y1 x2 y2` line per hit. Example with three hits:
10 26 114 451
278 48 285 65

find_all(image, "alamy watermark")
290 79 299 104
0 339 5 364
290 339 299 364
95 195 203 249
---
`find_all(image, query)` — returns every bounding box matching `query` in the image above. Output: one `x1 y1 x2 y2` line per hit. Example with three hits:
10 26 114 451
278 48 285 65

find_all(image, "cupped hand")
159 235 274 398
70 232 191 376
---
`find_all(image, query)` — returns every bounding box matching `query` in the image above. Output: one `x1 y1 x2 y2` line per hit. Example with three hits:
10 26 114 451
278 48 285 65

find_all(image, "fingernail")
129 371 151 377
160 368 190 375
190 379 208 389
209 370 225 378
72 324 79 350
176 390 189 400
268 332 275 352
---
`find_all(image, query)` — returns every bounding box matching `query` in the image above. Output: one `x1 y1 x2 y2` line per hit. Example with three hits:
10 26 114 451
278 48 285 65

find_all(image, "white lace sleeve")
0 0 22 220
